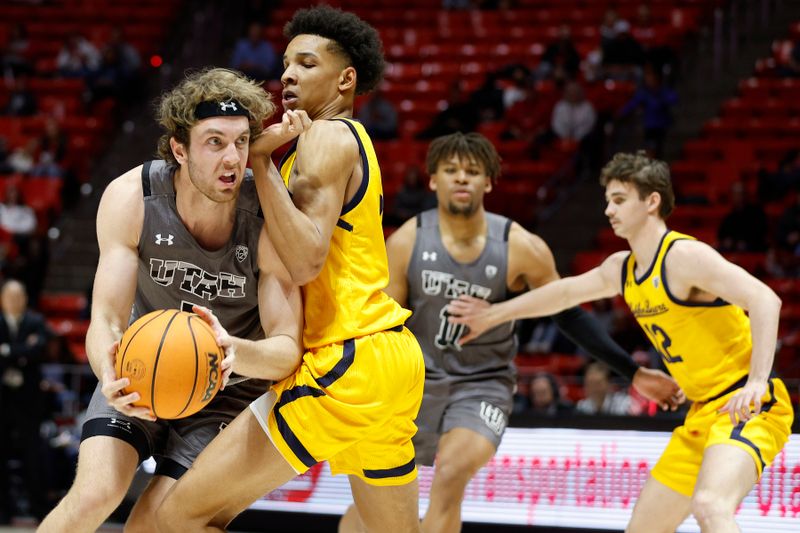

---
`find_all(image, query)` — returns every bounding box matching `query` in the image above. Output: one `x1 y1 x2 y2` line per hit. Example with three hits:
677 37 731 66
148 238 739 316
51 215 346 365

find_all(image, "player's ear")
170 137 187 165
428 174 438 191
484 176 493 194
647 191 661 214
339 66 356 92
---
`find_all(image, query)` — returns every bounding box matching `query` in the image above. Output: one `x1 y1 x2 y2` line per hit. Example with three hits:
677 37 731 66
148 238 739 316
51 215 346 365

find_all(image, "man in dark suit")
0 279 49 522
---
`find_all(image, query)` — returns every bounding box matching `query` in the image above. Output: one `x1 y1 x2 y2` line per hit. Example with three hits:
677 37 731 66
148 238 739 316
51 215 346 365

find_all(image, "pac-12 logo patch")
235 245 248 262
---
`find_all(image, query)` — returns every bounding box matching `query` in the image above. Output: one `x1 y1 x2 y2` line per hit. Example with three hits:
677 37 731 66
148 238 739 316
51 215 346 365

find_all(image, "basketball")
114 309 224 419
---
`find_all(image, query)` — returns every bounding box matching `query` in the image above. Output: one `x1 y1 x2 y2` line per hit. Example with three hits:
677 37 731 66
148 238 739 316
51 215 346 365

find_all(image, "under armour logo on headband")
195 99 250 120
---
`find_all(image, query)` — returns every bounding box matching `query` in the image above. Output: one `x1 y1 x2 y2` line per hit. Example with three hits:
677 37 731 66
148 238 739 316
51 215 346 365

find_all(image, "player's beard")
447 199 478 217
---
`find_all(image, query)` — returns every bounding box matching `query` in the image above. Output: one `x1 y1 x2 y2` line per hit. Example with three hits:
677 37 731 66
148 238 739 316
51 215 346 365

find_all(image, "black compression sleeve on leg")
551 306 639 382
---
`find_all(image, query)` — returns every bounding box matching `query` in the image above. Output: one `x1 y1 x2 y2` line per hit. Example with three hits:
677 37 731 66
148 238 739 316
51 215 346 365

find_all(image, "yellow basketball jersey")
279 118 411 348
622 230 752 401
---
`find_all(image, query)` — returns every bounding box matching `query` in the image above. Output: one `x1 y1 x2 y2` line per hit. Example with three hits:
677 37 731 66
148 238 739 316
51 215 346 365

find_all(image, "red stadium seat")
39 292 87 318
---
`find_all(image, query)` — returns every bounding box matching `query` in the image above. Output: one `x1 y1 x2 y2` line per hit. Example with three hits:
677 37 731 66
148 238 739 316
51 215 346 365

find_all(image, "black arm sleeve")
551 306 639 382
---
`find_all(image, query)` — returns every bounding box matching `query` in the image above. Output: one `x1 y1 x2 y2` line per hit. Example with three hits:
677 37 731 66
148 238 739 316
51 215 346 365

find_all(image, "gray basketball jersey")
406 209 517 378
133 160 268 403
135 160 263 340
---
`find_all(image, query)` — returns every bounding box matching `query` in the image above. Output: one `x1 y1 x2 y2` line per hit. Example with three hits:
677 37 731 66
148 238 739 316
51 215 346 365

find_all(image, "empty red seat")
39 292 87 318
48 318 90 342
20 178 63 214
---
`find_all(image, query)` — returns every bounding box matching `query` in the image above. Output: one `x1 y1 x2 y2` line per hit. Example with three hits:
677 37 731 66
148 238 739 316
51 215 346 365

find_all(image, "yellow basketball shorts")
651 377 793 497
250 325 425 486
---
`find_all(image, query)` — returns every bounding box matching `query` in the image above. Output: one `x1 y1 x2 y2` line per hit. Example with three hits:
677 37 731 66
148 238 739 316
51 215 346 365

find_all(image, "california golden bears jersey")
622 230 752 401
279 118 411 348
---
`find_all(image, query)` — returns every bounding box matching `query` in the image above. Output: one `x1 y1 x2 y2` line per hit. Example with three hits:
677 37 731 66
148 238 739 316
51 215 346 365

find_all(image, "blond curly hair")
155 68 275 166
600 150 674 219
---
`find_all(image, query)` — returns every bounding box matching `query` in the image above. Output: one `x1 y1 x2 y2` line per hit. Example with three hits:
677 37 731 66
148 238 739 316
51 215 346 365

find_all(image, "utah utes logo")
219 101 238 112
480 401 506 436
235 245 248 262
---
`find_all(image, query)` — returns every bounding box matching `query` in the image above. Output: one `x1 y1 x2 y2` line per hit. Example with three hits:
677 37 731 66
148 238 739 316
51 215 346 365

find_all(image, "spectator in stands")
31 151 63 179
1 23 32 78
105 28 141 79
442 0 472 9
387 165 436 225
511 379 531 414
357 88 398 140
520 317 560 353
632 4 656 42
500 65 531 111
777 190 800 255
0 279 51 520
88 28 142 104
551 81 596 142
617 65 678 158
230 21 278 81
575 362 632 415
633 5 679 84
0 185 37 237
55 33 101 79
0 138 13 175
600 9 632 47
777 40 800 77
537 25 581 82
38 118 68 165
758 149 800 201
470 72 505 120
602 20 646 81
528 372 573 417
718 182 768 252
416 80 480 139
2 75 37 117
7 139 38 174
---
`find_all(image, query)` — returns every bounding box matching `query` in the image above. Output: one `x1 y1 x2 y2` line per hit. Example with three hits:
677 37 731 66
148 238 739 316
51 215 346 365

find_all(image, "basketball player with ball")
157 6 426 533
39 68 308 532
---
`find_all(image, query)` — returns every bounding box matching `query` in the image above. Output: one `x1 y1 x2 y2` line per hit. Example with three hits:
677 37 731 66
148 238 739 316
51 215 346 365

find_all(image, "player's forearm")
552 307 639 381
492 281 577 325
252 158 326 283
747 292 782 383
85 314 125 379
230 335 302 381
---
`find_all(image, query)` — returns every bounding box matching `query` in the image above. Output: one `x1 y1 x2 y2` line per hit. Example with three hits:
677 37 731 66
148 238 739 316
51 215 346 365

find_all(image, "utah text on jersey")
421 269 492 300
149 258 246 300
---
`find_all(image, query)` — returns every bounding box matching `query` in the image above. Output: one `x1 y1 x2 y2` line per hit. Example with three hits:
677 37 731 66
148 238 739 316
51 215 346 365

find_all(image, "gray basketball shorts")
413 375 514 466
81 378 267 478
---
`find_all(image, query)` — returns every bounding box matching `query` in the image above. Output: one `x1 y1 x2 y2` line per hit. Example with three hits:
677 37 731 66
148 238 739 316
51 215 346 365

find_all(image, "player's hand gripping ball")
114 309 224 419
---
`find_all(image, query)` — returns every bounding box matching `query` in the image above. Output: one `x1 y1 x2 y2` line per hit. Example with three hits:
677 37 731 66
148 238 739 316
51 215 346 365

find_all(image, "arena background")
1 0 799 531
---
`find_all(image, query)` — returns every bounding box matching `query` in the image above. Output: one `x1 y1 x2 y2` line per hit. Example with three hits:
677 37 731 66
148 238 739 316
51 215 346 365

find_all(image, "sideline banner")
238 428 800 532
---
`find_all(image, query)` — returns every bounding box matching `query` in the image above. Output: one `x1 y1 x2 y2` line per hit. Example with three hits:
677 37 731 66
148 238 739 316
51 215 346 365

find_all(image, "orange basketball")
115 309 224 419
